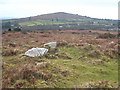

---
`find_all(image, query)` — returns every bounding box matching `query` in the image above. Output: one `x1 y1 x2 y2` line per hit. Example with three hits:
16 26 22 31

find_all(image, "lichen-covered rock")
25 48 48 57
44 42 57 49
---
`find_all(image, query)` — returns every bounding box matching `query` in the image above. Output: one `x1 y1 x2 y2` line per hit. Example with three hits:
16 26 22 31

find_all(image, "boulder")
25 47 48 57
44 42 57 50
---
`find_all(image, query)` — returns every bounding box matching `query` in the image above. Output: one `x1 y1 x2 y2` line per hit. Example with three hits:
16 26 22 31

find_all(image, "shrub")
87 50 103 58
2 31 6 34
2 48 20 56
55 52 72 59
8 28 11 31
57 41 68 47
13 28 21 32
9 42 16 47
14 80 28 88
81 44 95 52
97 33 116 39
104 49 119 59
77 80 114 88
21 30 27 34
117 33 120 38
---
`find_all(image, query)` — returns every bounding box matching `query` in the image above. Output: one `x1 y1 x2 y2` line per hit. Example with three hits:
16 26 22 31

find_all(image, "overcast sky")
0 0 119 19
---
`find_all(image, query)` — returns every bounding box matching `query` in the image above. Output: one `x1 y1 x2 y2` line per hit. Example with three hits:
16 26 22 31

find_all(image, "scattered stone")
44 42 57 50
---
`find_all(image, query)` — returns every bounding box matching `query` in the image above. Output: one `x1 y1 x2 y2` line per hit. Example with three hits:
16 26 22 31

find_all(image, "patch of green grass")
3 44 118 88
19 19 84 26
59 47 82 59
19 20 66 26
44 57 118 88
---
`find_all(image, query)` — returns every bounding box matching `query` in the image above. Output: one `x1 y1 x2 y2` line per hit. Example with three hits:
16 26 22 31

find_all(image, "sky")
0 0 119 19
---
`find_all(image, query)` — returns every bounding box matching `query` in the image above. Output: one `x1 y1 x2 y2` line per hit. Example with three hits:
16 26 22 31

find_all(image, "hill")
2 12 118 31
17 12 88 21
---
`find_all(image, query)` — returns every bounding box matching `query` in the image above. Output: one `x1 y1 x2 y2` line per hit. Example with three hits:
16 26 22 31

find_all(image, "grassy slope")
19 18 114 27
19 19 82 26
3 44 118 88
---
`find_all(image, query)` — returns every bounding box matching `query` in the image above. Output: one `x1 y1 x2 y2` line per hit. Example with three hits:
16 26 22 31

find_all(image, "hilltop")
17 12 89 21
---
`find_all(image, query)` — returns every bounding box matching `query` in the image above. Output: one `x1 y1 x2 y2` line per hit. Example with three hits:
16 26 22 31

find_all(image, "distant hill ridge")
17 12 93 22
2 12 118 31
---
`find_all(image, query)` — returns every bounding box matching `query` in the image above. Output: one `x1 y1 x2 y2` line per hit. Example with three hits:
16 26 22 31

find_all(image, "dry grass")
2 30 118 51
2 30 118 88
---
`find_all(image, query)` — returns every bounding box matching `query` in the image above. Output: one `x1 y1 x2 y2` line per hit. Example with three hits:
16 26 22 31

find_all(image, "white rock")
25 47 48 57
97 45 101 47
109 41 114 44
44 42 57 49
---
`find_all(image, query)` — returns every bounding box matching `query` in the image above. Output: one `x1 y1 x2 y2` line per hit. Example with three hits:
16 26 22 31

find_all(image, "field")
2 30 119 88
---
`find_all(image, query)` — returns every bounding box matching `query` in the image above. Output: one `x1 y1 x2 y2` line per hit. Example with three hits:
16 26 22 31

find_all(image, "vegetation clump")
2 48 20 56
13 27 21 32
81 44 95 52
55 52 72 59
87 50 103 58
104 49 118 59
77 80 115 88
9 42 17 47
57 41 68 47
97 33 117 39
3 60 71 88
